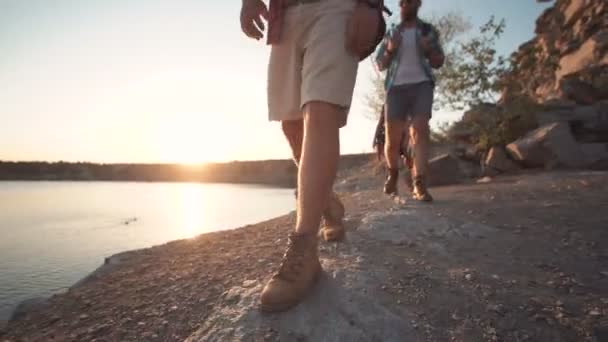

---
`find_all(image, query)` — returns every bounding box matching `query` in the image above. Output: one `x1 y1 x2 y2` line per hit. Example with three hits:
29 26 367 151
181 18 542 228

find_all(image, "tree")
436 16 507 110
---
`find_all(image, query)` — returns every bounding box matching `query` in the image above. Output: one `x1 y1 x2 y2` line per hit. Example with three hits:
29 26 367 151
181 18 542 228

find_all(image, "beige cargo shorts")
267 0 359 127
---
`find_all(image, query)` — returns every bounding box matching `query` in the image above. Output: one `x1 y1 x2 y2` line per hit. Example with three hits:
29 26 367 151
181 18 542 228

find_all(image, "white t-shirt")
392 28 429 86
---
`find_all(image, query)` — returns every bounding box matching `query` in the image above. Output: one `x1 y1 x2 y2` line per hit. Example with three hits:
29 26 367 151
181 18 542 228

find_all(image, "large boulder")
428 154 466 186
506 122 588 168
581 143 608 168
535 101 608 142
484 146 520 175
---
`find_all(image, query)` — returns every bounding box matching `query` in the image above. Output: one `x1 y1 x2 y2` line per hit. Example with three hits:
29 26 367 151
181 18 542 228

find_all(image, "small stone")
465 274 474 281
138 321 146 326
491 274 500 280
79 314 89 320
242 280 257 288
589 309 602 317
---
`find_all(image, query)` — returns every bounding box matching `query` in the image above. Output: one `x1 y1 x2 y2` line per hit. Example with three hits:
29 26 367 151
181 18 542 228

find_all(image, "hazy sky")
0 0 552 164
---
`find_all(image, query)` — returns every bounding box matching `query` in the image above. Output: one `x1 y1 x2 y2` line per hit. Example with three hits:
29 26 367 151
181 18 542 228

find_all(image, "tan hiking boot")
260 232 322 312
383 168 399 195
412 175 433 202
320 193 345 241
323 192 345 223
320 220 345 242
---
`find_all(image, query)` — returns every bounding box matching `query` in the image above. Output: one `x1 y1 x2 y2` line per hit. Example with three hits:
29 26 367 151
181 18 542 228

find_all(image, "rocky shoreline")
1 159 607 341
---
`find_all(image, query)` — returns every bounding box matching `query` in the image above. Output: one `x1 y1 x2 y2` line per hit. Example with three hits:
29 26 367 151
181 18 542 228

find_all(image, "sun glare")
156 114 222 165
179 184 205 239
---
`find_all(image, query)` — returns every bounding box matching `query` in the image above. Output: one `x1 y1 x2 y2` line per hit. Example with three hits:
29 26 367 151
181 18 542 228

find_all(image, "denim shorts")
385 81 433 122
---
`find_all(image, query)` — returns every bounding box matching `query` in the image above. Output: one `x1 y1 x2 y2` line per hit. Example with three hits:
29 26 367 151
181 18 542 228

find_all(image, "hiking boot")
383 168 399 195
320 192 345 241
412 175 433 202
320 219 345 242
323 192 345 223
260 232 322 312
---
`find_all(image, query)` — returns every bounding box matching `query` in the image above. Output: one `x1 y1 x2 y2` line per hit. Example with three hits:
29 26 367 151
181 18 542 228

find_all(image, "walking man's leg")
259 0 358 312
281 120 345 241
410 113 433 201
384 116 407 195
260 103 344 312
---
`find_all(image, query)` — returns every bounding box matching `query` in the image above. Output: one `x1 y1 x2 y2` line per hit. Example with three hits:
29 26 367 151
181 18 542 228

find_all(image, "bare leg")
410 114 431 178
410 114 433 202
281 120 304 166
282 117 344 240
384 118 408 170
295 101 343 235
383 117 407 195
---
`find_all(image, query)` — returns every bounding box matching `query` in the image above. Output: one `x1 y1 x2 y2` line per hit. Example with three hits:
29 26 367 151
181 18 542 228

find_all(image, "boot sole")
320 224 345 242
259 266 322 313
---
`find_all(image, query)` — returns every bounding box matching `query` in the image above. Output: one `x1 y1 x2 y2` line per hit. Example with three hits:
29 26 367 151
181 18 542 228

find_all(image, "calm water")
0 181 295 321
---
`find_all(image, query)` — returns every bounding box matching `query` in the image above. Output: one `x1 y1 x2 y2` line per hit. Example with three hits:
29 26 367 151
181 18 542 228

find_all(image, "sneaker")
412 175 433 202
383 168 399 195
260 232 322 312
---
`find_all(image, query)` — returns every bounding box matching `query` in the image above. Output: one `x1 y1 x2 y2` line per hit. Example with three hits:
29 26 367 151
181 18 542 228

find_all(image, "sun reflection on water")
179 184 206 239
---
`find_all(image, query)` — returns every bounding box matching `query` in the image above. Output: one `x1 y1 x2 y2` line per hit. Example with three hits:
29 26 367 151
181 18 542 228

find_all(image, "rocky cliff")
504 0 607 105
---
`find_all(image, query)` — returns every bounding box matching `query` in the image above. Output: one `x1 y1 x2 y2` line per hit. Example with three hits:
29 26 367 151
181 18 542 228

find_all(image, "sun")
155 115 221 165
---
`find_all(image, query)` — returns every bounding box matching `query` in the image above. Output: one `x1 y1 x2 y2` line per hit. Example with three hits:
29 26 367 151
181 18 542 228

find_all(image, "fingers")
240 1 267 41
241 19 264 40
259 2 269 20
253 16 265 32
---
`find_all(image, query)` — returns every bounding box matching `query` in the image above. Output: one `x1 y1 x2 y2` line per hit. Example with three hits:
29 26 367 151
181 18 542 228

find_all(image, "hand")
386 29 401 53
240 0 269 40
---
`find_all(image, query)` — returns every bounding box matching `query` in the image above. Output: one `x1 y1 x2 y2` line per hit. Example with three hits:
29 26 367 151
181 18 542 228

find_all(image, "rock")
589 309 602 317
242 280 257 288
564 0 587 25
428 154 466 187
594 326 608 342
506 122 587 168
477 176 493 184
184 260 419 341
484 146 520 175
10 297 48 321
582 143 608 167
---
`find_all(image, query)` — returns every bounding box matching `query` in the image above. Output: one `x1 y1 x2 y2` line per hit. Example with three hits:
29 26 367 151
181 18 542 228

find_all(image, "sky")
0 0 553 164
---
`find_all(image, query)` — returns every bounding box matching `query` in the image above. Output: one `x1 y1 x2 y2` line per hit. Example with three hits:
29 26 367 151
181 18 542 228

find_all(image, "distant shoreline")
0 154 372 188
0 159 298 188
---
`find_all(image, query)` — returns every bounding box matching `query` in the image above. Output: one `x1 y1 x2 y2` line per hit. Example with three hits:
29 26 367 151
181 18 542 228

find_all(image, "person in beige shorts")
240 0 359 312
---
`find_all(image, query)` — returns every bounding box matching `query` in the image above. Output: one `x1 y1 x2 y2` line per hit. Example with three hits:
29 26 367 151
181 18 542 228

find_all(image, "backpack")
346 0 392 61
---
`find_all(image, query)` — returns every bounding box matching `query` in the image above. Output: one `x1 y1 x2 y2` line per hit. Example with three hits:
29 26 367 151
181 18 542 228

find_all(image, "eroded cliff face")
504 0 607 105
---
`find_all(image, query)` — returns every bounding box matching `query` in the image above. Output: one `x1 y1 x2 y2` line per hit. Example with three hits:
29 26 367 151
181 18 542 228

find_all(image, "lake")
0 181 295 321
